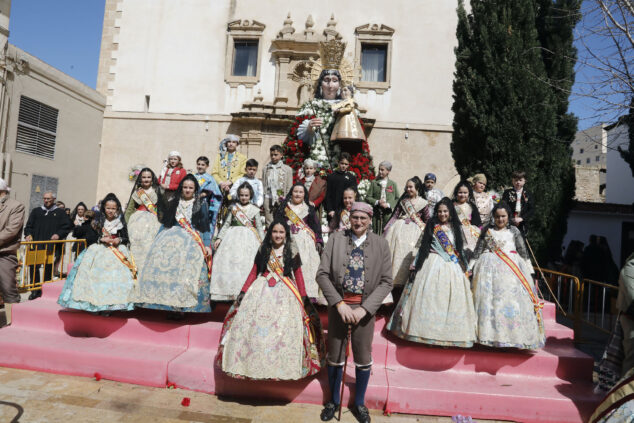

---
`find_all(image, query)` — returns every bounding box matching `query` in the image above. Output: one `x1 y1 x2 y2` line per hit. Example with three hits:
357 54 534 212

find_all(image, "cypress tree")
451 0 569 259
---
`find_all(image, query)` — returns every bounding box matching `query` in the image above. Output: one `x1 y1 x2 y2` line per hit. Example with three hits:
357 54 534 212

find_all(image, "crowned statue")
283 39 375 188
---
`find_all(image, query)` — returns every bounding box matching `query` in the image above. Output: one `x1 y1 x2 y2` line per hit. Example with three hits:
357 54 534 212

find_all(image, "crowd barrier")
17 239 86 292
536 267 619 343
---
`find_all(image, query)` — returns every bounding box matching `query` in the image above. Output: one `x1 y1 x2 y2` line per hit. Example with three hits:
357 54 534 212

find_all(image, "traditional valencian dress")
473 191 494 226
454 202 481 257
216 246 325 380
388 224 477 347
331 208 351 233
383 196 430 287
134 197 212 312
58 216 136 312
211 203 264 301
283 202 322 299
124 187 161 272
590 368 634 423
471 226 545 349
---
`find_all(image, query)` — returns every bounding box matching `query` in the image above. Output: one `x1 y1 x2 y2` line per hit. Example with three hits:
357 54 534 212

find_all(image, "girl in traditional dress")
452 181 482 260
58 193 136 313
383 176 431 288
276 183 322 300
134 174 213 314
158 151 187 201
299 159 326 211
216 218 325 380
211 182 264 302
388 197 477 347
328 186 356 233
123 168 162 273
471 173 494 226
69 202 88 256
470 202 544 349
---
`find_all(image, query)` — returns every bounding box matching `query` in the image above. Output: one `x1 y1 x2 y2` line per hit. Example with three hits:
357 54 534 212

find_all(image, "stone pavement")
0 367 508 423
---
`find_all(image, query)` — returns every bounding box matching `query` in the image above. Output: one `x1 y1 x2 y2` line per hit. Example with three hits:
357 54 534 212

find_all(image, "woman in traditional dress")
275 183 322 300
211 182 264 302
383 176 431 288
470 202 544 349
471 173 494 226
216 218 325 380
158 151 187 201
58 193 136 313
123 168 162 272
452 181 482 260
328 186 356 233
388 197 477 347
134 174 213 314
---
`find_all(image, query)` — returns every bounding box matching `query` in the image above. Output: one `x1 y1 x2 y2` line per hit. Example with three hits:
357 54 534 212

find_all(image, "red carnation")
181 397 191 407
94 372 102 381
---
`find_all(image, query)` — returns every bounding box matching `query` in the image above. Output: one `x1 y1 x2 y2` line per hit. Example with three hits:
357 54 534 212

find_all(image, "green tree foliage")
451 0 579 259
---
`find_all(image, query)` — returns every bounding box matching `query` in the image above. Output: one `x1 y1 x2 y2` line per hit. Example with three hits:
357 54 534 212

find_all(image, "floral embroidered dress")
216 247 325 380
58 216 136 312
591 368 634 423
284 202 322 299
470 226 545 349
388 225 477 347
383 196 430 286
473 191 494 226
125 187 161 272
454 202 481 256
211 203 264 301
133 198 212 312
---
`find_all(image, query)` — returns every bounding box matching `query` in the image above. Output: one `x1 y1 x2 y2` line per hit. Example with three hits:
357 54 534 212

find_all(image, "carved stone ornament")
354 23 395 38
277 13 296 40
227 19 265 33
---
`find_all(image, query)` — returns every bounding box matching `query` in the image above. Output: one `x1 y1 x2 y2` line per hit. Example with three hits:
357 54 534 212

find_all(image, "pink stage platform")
0 281 601 422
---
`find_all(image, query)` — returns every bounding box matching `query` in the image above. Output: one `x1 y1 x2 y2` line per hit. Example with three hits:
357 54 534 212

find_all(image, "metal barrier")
535 267 620 343
17 239 87 291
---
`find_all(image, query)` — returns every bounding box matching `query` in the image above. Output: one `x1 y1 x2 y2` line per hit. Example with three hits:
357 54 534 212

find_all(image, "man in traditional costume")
316 202 392 423
211 134 247 193
365 161 399 234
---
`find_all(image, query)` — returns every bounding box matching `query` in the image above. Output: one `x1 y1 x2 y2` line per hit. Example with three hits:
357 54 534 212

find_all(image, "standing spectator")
617 253 634 376
24 191 72 300
56 201 66 210
0 178 25 326
71 210 98 254
159 151 187 201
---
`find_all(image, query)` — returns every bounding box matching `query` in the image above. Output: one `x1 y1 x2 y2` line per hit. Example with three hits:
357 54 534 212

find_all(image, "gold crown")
319 39 346 70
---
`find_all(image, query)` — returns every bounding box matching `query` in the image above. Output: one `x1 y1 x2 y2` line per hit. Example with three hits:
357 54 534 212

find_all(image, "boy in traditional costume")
365 161 399 234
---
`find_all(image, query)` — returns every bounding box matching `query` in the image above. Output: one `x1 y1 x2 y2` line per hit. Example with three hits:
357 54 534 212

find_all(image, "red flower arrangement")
282 115 376 184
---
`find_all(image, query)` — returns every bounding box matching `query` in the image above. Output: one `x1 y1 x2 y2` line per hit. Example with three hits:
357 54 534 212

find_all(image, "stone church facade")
96 0 460 200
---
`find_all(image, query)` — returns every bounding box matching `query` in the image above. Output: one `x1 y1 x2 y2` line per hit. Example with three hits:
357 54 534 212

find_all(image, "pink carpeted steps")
0 281 601 422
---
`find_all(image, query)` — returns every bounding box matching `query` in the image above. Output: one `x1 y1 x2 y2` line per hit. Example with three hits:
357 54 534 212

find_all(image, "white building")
95 0 461 200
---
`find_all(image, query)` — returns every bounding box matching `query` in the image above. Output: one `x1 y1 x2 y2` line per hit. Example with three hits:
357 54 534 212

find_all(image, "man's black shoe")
320 402 339 421
28 290 42 301
351 405 371 423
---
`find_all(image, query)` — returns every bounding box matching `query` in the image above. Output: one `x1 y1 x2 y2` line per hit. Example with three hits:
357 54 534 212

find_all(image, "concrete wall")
96 0 459 200
606 122 634 205
572 124 606 167
3 46 105 211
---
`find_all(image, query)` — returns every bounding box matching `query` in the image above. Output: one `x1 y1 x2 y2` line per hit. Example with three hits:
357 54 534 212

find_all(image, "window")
580 148 584 153
225 19 265 88
596 156 600 162
361 44 387 82
232 40 258 77
586 158 591 164
577 160 581 165
15 96 58 160
354 24 394 93
595 145 598 149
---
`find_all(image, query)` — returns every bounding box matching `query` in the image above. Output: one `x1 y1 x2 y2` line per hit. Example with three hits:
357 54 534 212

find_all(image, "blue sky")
7 1 618 130
8 0 105 89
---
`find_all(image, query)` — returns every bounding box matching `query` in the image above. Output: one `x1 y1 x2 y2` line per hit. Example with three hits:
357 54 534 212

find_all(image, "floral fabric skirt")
127 210 161 273
472 252 545 349
57 244 135 312
384 219 423 286
211 226 260 301
388 253 476 347
291 230 321 299
133 226 211 313
217 275 323 380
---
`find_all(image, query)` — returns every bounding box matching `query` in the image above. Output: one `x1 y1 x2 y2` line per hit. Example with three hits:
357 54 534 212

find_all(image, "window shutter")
15 96 58 160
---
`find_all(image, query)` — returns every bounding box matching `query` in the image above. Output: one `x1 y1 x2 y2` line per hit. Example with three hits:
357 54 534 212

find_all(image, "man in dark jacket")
316 202 393 423
325 153 357 221
0 178 25 326
24 191 72 299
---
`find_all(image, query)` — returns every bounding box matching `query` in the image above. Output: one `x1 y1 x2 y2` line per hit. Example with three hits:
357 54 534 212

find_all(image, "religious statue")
284 40 375 188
